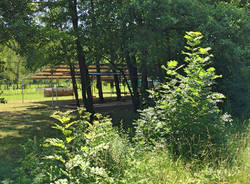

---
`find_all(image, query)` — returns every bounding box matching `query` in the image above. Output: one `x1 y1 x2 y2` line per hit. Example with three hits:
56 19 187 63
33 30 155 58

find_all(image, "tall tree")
199 1 250 117
68 0 94 113
23 0 94 112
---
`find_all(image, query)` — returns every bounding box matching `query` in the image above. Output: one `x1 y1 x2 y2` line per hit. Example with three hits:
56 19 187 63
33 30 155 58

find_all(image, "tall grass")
121 121 250 184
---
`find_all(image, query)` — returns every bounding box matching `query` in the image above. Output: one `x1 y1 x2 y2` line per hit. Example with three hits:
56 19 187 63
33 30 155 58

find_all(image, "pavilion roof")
29 64 128 80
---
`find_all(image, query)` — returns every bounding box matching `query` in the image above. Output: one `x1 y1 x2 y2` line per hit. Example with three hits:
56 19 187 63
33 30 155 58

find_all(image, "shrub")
135 32 232 160
13 108 129 184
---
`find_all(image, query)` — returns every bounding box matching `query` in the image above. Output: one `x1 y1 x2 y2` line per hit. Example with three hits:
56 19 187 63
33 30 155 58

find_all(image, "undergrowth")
3 115 249 184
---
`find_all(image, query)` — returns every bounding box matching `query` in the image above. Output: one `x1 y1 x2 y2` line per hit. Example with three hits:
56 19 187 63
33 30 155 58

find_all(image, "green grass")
121 121 250 184
1 110 249 183
0 106 56 180
122 146 250 184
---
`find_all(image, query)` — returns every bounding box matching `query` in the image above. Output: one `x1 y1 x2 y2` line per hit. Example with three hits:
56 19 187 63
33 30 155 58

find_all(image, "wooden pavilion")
29 64 128 80
21 64 129 105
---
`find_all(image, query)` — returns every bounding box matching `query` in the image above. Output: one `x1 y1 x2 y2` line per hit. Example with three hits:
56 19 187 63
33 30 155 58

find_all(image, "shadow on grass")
28 97 137 130
0 109 59 180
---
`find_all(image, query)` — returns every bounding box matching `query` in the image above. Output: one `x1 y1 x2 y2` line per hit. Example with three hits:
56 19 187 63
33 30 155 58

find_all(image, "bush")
135 32 232 160
13 108 130 184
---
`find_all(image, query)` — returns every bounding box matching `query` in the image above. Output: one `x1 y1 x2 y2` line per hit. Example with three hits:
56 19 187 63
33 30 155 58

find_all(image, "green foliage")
200 1 250 118
0 0 249 182
13 108 130 184
1 0 248 116
135 32 232 160
0 44 28 88
0 0 35 54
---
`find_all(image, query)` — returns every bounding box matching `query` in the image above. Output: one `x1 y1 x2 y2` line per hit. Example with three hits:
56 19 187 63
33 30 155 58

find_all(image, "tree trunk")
125 53 140 112
15 59 21 89
96 60 104 103
69 0 94 113
141 59 149 99
90 0 104 103
69 63 80 107
110 54 121 101
113 70 121 101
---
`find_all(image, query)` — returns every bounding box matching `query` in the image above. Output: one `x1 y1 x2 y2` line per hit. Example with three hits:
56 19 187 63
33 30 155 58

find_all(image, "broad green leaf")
167 60 178 69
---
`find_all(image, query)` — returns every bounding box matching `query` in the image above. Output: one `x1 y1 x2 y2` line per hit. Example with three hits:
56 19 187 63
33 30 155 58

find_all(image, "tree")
68 0 94 113
199 1 250 117
22 0 94 112
0 0 35 52
122 0 249 117
1 41 27 89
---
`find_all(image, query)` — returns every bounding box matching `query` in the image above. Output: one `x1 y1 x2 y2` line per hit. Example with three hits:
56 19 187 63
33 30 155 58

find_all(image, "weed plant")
11 108 131 184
